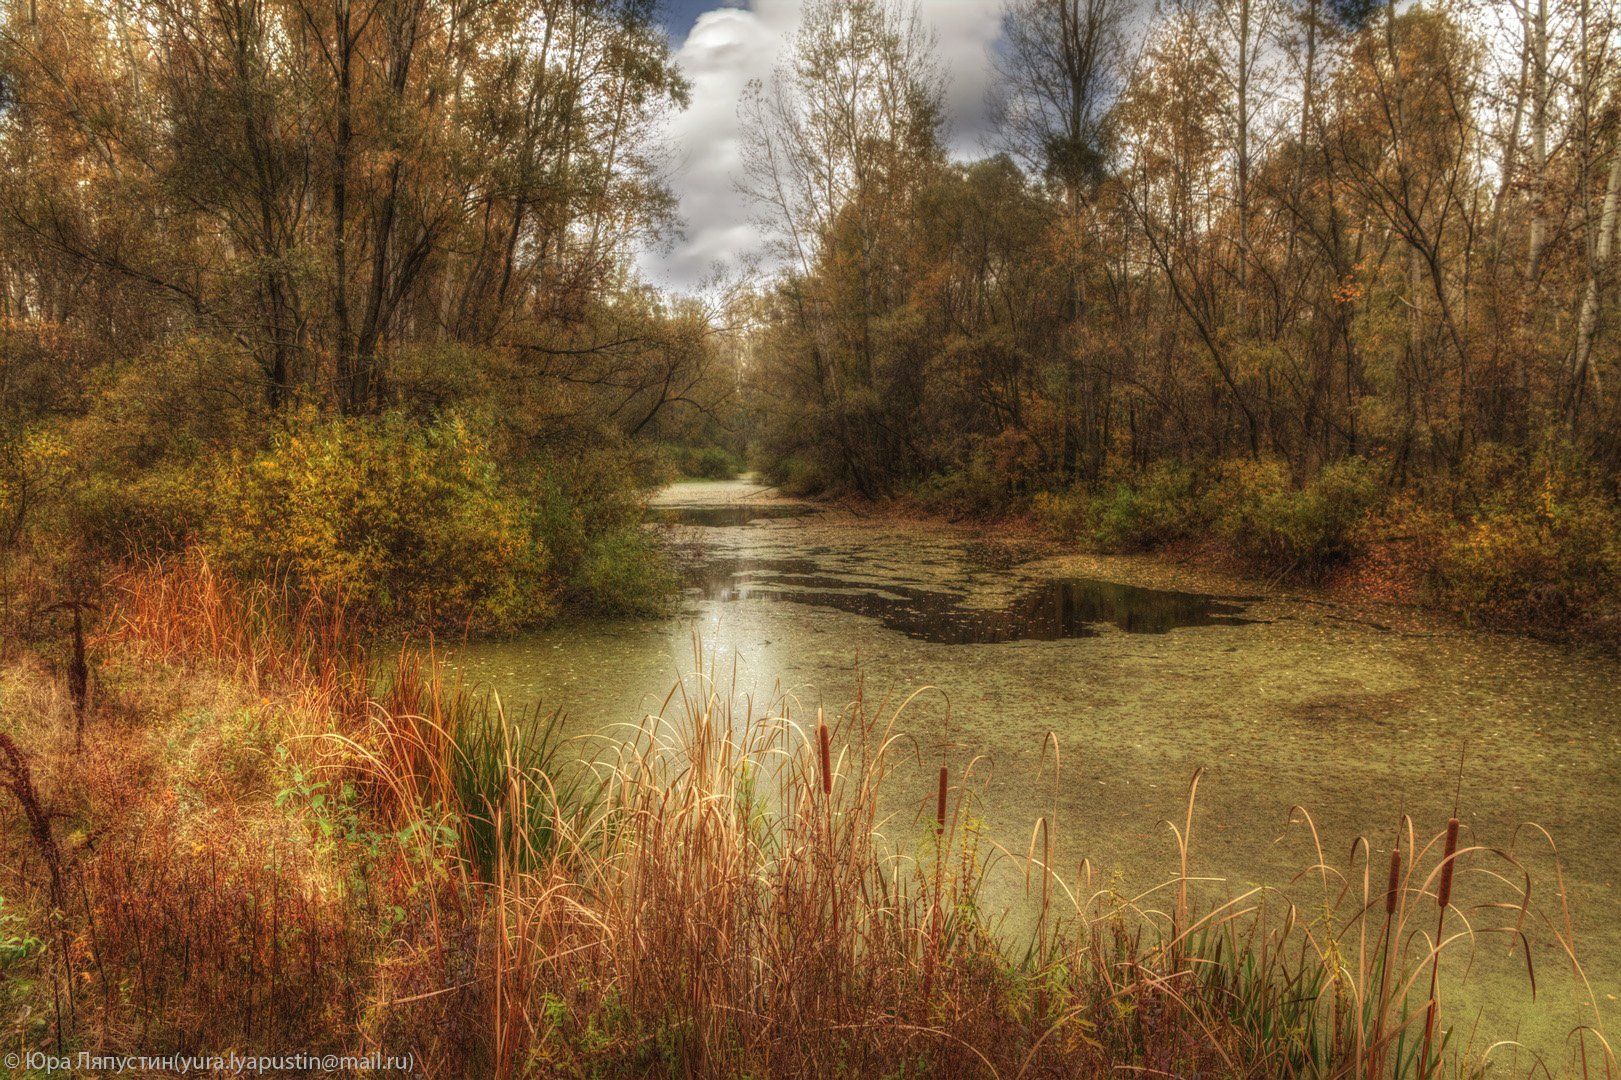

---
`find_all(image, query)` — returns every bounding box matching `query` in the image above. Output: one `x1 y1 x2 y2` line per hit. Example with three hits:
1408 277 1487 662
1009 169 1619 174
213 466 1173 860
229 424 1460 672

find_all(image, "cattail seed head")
1385 846 1402 914
818 722 832 797
1437 817 1460 909
935 765 948 833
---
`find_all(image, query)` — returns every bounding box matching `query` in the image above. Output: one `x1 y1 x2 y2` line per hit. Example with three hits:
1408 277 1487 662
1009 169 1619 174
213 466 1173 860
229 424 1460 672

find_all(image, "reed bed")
46 553 1608 1077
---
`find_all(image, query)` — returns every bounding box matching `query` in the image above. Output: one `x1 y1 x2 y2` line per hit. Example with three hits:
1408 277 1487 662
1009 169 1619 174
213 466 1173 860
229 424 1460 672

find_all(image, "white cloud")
641 0 1005 292
925 0 1005 155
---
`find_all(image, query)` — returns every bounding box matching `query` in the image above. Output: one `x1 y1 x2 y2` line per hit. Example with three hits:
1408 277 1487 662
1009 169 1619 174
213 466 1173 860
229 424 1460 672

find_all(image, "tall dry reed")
91 552 1617 1079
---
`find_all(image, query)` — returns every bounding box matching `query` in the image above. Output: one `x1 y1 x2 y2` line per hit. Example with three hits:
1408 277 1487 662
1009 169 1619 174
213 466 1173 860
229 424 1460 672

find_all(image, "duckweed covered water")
682 556 1254 641
457 479 1621 1067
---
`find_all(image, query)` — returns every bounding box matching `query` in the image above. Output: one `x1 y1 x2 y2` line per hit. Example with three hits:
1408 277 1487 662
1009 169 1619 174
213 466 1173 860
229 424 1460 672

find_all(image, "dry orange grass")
0 552 1603 1077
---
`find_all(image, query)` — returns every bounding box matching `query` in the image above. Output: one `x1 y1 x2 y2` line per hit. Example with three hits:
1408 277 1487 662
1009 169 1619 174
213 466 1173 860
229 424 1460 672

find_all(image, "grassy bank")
0 555 1611 1077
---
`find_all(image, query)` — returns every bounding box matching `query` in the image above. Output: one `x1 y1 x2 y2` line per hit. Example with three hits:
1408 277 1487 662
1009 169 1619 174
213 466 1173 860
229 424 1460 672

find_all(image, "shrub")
576 527 678 616
0 426 75 551
1435 465 1621 633
764 456 832 497
695 445 744 479
914 463 1011 518
1212 458 1381 578
15 339 266 558
908 429 1055 520
659 442 744 480
1030 487 1090 537
207 413 554 631
70 457 214 557
524 447 674 617
1087 462 1204 551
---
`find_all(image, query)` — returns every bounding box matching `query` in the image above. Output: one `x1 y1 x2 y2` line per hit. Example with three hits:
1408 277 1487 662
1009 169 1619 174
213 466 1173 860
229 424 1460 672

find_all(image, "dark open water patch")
649 504 817 526
681 558 1254 643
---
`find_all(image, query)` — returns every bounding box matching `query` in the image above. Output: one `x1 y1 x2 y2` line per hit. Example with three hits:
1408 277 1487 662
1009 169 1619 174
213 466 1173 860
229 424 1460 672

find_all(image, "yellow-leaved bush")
207 415 554 631
1211 457 1381 577
1434 456 1621 633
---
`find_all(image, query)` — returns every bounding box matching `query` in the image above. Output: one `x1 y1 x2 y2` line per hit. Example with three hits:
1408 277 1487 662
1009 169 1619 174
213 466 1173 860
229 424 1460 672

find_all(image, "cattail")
68 603 89 717
1436 817 1460 909
1421 817 1462 1078
818 722 832 797
1369 835 1404 1080
935 765 948 833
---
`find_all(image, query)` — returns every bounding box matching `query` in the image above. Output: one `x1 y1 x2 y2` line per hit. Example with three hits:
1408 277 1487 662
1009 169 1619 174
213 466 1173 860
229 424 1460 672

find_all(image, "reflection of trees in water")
1014 579 1253 637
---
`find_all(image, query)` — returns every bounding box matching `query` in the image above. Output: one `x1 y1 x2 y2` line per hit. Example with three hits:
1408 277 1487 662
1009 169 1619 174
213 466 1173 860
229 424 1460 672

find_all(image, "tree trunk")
1570 142 1621 425
1525 0 1549 286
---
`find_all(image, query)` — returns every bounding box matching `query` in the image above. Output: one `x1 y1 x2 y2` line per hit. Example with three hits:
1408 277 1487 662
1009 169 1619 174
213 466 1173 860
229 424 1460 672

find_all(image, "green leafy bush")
576 528 677 616
207 414 554 631
524 447 674 617
1211 458 1380 578
1087 463 1204 551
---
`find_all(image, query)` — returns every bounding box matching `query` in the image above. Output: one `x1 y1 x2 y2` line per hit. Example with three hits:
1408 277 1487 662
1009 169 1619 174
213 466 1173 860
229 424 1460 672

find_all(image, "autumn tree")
741 0 944 494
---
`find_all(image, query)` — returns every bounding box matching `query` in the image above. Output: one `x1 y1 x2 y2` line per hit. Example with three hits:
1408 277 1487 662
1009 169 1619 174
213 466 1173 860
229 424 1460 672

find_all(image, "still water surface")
457 479 1620 1068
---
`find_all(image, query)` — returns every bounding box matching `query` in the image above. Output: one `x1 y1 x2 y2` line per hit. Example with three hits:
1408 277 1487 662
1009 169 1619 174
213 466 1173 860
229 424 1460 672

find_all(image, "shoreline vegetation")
0 555 1612 1077
769 456 1621 649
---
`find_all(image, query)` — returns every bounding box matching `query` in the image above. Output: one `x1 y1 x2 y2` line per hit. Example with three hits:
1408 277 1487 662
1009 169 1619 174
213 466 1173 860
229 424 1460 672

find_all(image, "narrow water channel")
456 478 1621 1067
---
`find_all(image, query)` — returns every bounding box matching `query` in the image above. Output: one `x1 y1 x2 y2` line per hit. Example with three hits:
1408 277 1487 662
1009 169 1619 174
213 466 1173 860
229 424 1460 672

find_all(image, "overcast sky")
641 0 1006 292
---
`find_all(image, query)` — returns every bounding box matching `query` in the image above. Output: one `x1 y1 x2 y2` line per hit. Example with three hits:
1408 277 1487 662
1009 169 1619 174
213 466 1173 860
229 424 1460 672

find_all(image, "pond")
455 478 1621 1066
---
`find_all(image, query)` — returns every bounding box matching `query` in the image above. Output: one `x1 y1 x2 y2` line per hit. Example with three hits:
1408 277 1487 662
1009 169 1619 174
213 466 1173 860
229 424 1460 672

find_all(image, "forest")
0 0 1617 1073
1 0 1618 637
741 0 1620 636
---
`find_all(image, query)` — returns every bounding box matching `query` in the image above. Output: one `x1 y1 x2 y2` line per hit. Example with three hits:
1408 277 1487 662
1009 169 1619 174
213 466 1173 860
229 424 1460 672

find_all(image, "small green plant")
0 892 44 1046
449 700 598 878
0 892 41 970
274 744 456 920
